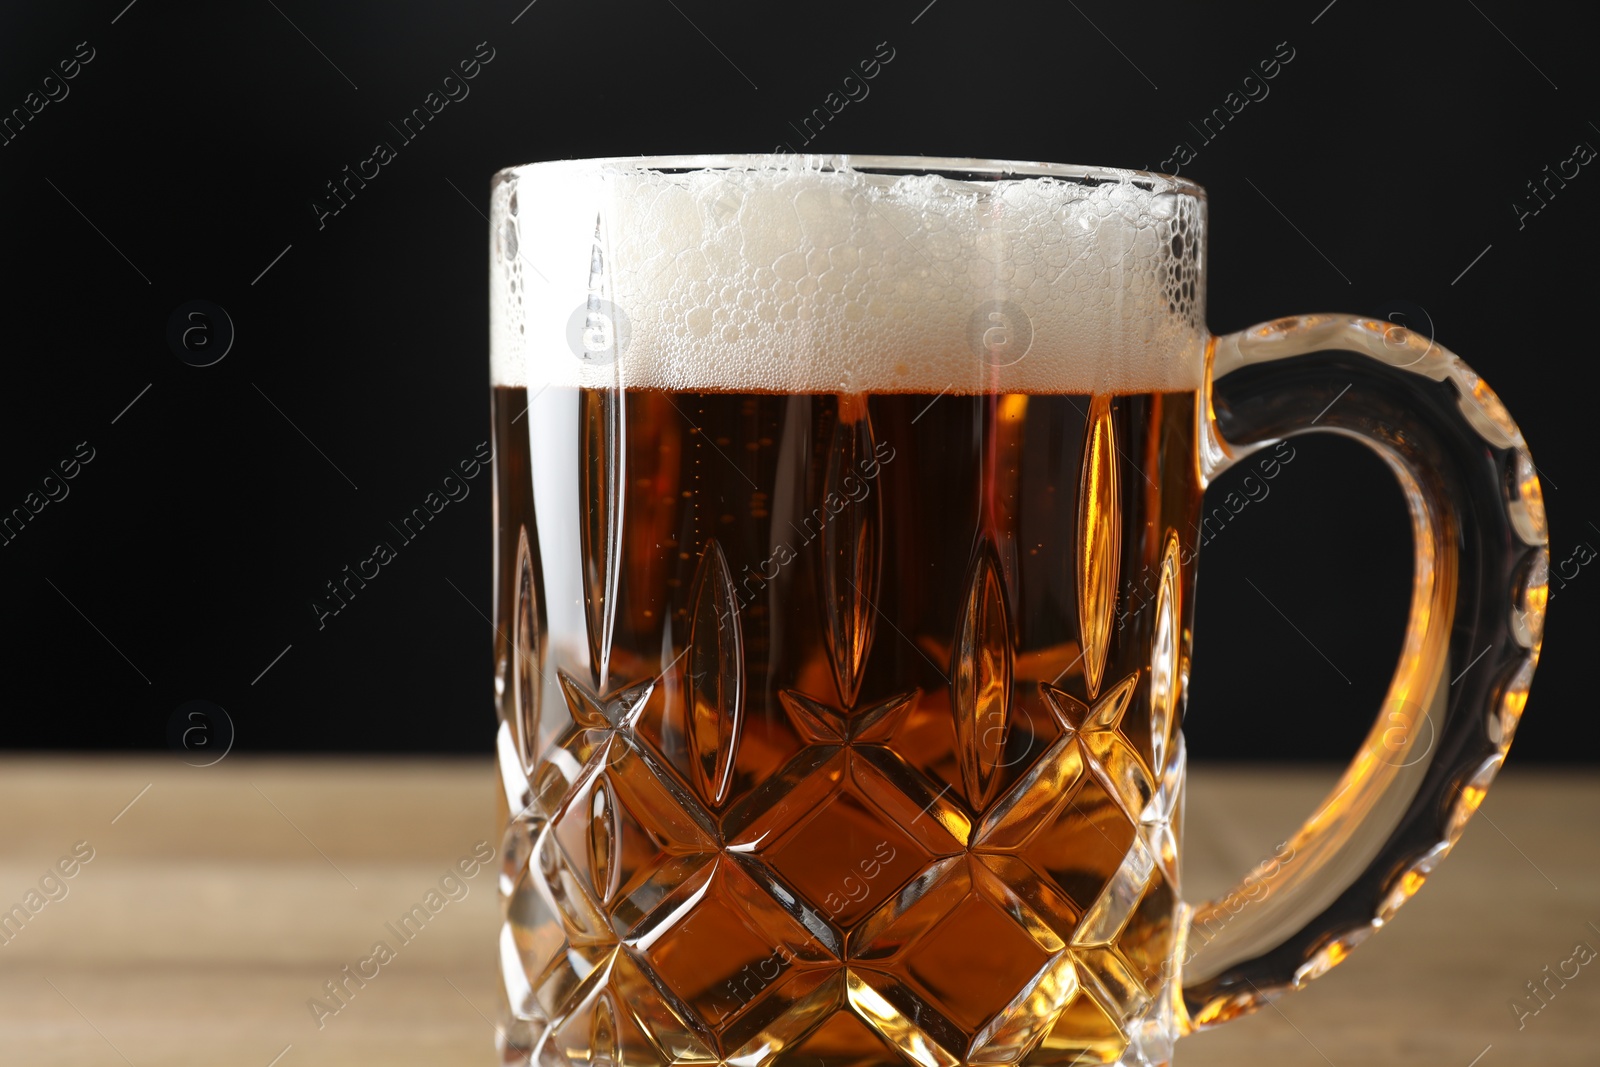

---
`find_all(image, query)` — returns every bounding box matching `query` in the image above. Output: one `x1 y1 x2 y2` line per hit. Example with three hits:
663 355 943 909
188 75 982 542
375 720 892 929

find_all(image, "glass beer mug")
486 156 1547 1066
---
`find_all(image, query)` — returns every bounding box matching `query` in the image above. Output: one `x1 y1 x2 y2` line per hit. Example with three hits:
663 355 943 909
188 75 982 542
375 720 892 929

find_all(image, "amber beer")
492 379 1199 1065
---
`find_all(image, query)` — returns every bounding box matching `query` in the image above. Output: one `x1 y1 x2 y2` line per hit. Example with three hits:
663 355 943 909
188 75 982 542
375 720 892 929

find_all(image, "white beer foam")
490 156 1205 393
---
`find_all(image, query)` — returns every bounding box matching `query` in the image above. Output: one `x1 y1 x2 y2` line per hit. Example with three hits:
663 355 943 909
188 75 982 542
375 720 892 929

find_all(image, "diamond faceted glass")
902 891 1055 1033
549 735 719 936
635 856 830 1036
782 1003 900 1067
1018 768 1139 918
757 752 944 934
853 857 1067 1056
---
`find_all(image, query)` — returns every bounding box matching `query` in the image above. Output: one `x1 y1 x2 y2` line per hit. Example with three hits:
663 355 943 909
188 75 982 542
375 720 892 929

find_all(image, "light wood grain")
0 758 1594 1066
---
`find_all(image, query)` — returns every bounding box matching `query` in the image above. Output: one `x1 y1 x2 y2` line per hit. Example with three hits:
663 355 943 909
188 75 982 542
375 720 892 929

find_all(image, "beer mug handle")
1179 315 1548 1029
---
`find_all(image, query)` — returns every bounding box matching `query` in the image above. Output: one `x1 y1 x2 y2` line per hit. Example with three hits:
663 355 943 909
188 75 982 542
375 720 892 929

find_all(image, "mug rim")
491 153 1206 199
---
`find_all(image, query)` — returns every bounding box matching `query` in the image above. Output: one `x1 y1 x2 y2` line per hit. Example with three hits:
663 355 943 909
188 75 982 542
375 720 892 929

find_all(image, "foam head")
490 155 1206 394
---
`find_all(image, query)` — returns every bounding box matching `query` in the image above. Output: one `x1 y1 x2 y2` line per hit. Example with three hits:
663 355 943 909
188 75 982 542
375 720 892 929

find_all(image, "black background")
1 0 1593 763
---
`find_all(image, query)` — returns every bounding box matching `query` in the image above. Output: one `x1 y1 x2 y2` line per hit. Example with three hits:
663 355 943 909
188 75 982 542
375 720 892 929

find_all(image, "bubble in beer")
165 699 235 767
167 300 234 367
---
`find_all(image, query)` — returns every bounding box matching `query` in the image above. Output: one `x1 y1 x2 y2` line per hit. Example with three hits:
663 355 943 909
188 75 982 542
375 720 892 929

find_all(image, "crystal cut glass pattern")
501 661 1181 1065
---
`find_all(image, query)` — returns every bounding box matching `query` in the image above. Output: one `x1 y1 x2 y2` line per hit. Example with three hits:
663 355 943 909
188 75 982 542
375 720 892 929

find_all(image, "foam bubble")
490 156 1206 394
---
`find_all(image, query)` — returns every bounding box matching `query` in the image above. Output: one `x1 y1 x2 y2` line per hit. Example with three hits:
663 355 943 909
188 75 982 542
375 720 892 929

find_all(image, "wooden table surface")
1 757 1594 1066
